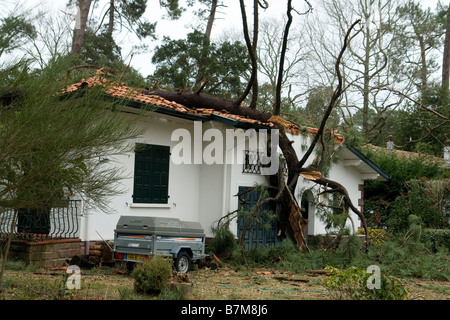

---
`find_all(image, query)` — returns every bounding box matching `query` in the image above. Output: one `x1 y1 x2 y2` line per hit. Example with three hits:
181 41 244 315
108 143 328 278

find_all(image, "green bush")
362 147 448 231
423 229 450 252
208 222 237 255
222 216 450 281
158 285 190 300
356 228 388 245
131 255 173 294
323 266 408 300
351 218 450 281
239 238 362 272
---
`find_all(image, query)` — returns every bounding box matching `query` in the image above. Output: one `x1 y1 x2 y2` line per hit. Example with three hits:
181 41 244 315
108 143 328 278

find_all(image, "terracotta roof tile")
365 144 449 169
62 75 276 127
63 75 345 137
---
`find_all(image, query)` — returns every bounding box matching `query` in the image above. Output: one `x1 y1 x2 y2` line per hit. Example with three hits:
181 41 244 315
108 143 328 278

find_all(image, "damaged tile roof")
63 73 275 128
62 71 345 143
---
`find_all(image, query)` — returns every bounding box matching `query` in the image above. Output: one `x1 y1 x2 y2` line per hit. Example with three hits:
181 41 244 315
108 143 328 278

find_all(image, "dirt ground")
188 267 450 300
1 265 449 300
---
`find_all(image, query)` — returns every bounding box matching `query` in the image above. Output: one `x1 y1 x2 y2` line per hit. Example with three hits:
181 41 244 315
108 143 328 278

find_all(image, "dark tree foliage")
362 146 448 231
114 0 158 39
151 30 251 99
369 85 450 157
0 14 36 58
78 30 122 65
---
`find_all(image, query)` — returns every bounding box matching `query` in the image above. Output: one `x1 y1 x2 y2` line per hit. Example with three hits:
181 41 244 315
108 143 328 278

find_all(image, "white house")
63 75 389 250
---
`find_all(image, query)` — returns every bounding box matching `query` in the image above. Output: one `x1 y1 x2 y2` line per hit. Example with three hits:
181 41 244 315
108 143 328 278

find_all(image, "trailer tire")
175 251 191 273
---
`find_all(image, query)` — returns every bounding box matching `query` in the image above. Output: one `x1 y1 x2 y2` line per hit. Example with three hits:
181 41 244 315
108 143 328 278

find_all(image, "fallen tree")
143 1 367 251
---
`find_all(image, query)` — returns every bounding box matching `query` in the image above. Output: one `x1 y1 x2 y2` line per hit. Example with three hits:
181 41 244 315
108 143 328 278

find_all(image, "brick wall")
8 239 86 268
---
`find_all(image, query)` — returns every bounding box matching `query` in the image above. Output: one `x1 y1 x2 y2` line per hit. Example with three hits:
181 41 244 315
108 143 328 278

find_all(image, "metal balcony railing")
0 200 81 241
243 150 288 176
243 150 262 174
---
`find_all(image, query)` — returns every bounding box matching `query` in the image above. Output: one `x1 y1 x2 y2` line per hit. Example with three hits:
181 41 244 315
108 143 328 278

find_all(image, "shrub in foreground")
131 256 173 294
323 265 408 300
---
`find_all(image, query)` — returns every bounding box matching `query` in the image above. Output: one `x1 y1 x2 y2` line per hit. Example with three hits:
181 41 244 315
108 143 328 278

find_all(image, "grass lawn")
0 262 449 300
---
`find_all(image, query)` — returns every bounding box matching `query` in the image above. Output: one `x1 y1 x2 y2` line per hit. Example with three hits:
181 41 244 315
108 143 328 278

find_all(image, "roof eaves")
210 113 273 130
344 143 391 181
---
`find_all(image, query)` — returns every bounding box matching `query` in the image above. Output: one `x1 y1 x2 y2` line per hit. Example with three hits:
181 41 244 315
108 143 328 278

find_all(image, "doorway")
237 186 278 250
301 190 315 236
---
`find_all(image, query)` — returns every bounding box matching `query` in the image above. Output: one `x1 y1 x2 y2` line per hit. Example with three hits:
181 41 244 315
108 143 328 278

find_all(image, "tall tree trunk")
442 5 450 91
418 35 428 93
108 0 115 35
194 0 218 90
205 0 218 39
71 0 92 54
235 0 259 108
249 0 260 109
362 18 371 140
274 0 293 116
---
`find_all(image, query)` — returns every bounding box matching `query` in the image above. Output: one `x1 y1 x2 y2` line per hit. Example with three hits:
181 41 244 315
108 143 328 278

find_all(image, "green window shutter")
133 144 170 204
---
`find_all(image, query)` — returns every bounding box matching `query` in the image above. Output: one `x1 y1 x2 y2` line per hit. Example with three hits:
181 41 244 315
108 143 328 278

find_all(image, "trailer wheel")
175 251 191 273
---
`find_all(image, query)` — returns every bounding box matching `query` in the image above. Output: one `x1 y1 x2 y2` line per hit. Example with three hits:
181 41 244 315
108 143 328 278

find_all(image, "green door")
237 186 278 250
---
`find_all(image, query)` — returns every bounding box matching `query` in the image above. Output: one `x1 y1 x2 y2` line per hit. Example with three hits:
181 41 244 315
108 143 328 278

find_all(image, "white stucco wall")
286 131 364 236
80 112 367 242
80 113 203 241
328 160 364 233
80 113 268 241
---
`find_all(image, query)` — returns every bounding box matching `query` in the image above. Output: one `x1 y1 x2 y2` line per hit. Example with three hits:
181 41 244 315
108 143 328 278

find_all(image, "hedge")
422 229 450 252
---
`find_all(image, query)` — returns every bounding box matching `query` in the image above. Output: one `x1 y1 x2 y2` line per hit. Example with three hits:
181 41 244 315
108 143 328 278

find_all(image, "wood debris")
274 276 309 283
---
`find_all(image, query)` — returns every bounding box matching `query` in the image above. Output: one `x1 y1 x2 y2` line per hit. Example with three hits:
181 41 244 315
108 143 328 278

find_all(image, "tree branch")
380 87 450 121
235 0 259 108
274 0 293 116
297 19 361 170
300 168 369 250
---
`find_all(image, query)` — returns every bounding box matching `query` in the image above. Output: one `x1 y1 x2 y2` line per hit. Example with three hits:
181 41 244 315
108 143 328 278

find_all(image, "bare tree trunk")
442 5 450 91
362 19 371 140
143 89 269 120
235 0 259 108
205 0 218 39
249 0 262 109
108 0 115 35
71 0 92 54
274 0 293 116
418 35 428 93
194 0 218 90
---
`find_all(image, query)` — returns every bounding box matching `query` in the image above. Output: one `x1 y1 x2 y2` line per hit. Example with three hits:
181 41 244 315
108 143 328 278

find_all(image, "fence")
0 200 81 241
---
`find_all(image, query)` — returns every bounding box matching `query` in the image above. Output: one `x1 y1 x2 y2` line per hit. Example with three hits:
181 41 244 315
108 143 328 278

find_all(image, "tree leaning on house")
145 1 368 249
0 57 145 290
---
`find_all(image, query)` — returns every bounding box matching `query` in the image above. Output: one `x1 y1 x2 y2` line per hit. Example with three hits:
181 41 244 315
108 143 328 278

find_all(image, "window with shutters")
133 143 170 204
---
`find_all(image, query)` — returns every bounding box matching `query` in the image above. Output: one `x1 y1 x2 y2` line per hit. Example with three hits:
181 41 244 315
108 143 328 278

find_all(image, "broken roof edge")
61 74 351 140
61 75 276 130
112 93 276 130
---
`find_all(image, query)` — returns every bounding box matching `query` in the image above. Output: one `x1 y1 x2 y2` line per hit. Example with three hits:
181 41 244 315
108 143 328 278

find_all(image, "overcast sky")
2 0 311 76
2 0 443 77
